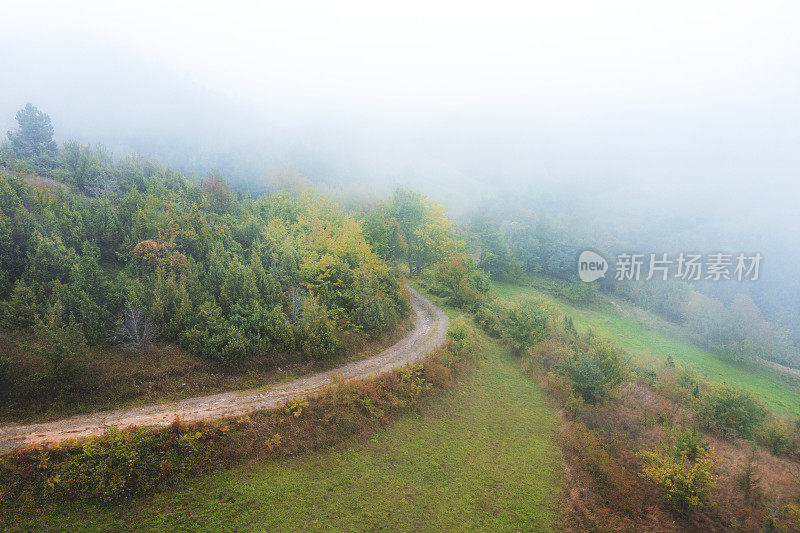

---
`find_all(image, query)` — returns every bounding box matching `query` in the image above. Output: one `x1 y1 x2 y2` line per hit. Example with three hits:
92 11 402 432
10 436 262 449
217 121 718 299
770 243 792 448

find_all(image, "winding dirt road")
0 287 448 452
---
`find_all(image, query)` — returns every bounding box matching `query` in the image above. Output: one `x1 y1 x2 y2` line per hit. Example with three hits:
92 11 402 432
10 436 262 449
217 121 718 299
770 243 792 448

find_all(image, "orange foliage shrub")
132 239 167 267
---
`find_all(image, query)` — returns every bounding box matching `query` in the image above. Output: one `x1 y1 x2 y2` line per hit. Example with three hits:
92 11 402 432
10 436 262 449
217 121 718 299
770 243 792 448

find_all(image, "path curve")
0 287 448 451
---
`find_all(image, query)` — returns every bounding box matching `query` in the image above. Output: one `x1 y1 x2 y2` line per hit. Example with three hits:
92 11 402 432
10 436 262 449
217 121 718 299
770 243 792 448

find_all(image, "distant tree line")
463 200 800 369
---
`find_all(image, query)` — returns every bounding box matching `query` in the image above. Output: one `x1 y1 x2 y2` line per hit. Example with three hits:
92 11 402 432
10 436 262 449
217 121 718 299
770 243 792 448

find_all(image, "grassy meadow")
493 280 800 417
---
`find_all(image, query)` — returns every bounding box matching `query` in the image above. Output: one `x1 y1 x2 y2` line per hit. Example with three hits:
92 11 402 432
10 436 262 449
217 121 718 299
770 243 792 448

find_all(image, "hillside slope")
15 310 564 531
0 287 446 451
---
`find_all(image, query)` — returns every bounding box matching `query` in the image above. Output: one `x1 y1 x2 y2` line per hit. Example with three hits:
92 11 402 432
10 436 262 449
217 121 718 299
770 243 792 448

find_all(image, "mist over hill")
2 1 799 314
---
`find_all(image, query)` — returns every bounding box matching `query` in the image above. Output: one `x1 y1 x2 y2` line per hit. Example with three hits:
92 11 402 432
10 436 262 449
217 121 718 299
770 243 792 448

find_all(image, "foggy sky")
1 0 799 230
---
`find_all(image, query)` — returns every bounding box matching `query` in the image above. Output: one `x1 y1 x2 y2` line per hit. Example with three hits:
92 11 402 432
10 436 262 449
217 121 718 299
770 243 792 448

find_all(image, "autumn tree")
361 205 405 263
388 187 460 275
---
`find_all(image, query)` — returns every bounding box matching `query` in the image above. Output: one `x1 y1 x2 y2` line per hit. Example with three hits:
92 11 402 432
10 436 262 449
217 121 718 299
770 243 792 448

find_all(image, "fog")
2 1 799 240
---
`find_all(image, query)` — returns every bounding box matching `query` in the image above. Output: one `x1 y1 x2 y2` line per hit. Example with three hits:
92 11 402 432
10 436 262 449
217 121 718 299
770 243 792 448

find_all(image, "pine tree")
7 103 57 157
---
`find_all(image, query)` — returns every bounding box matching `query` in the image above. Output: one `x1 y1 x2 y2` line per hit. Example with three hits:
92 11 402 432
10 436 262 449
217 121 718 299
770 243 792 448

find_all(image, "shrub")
66 289 112 345
698 384 767 439
563 281 599 305
220 326 250 365
588 340 628 390
181 301 230 363
0 281 37 329
426 255 488 310
261 305 295 352
672 427 708 462
564 315 577 337
297 296 339 360
506 299 548 353
473 303 506 338
757 417 796 457
229 302 293 356
563 356 607 404
531 339 573 372
349 267 405 335
0 421 225 508
542 371 572 404
639 432 718 513
33 301 87 387
0 269 8 299
735 446 761 502
423 357 452 387
446 317 478 356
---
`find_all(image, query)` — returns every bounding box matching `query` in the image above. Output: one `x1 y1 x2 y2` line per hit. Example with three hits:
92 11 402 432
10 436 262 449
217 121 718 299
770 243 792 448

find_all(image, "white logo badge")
578 250 608 282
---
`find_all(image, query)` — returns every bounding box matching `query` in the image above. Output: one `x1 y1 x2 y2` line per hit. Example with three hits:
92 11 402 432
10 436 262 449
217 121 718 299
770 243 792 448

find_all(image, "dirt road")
0 287 448 451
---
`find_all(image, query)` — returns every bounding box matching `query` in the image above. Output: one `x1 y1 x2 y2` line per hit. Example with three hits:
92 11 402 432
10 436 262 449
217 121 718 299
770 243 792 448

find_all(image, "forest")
0 104 480 419
462 200 800 370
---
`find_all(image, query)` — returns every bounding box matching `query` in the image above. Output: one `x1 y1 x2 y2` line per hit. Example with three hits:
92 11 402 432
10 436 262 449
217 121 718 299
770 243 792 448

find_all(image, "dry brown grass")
21 173 67 190
512 336 800 532
556 375 800 532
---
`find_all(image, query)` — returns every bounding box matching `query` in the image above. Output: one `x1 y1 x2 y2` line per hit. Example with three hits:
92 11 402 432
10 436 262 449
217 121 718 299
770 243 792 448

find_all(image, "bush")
297 297 339 360
446 317 478 356
531 340 573 373
349 267 405 335
560 341 626 404
423 358 452 387
672 427 709 462
0 281 37 329
757 417 797 457
563 422 634 501
220 326 250 364
426 255 489 311
261 305 295 352
639 431 718 513
563 357 607 404
58 287 112 345
506 299 548 353
563 281 599 305
0 421 225 509
588 340 628 390
33 301 88 387
0 269 9 300
473 303 507 338
181 301 230 364
698 384 767 439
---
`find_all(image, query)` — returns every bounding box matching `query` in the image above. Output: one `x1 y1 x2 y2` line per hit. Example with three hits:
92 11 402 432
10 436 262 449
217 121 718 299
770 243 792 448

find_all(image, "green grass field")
493 280 800 417
18 299 564 532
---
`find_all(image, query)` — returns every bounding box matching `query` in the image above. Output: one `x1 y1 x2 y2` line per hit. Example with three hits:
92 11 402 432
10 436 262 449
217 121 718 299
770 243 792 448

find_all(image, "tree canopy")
6 103 57 158
0 155 409 369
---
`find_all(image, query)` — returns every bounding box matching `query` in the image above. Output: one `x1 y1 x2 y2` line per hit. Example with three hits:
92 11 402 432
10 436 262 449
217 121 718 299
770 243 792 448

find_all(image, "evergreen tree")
7 103 57 158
